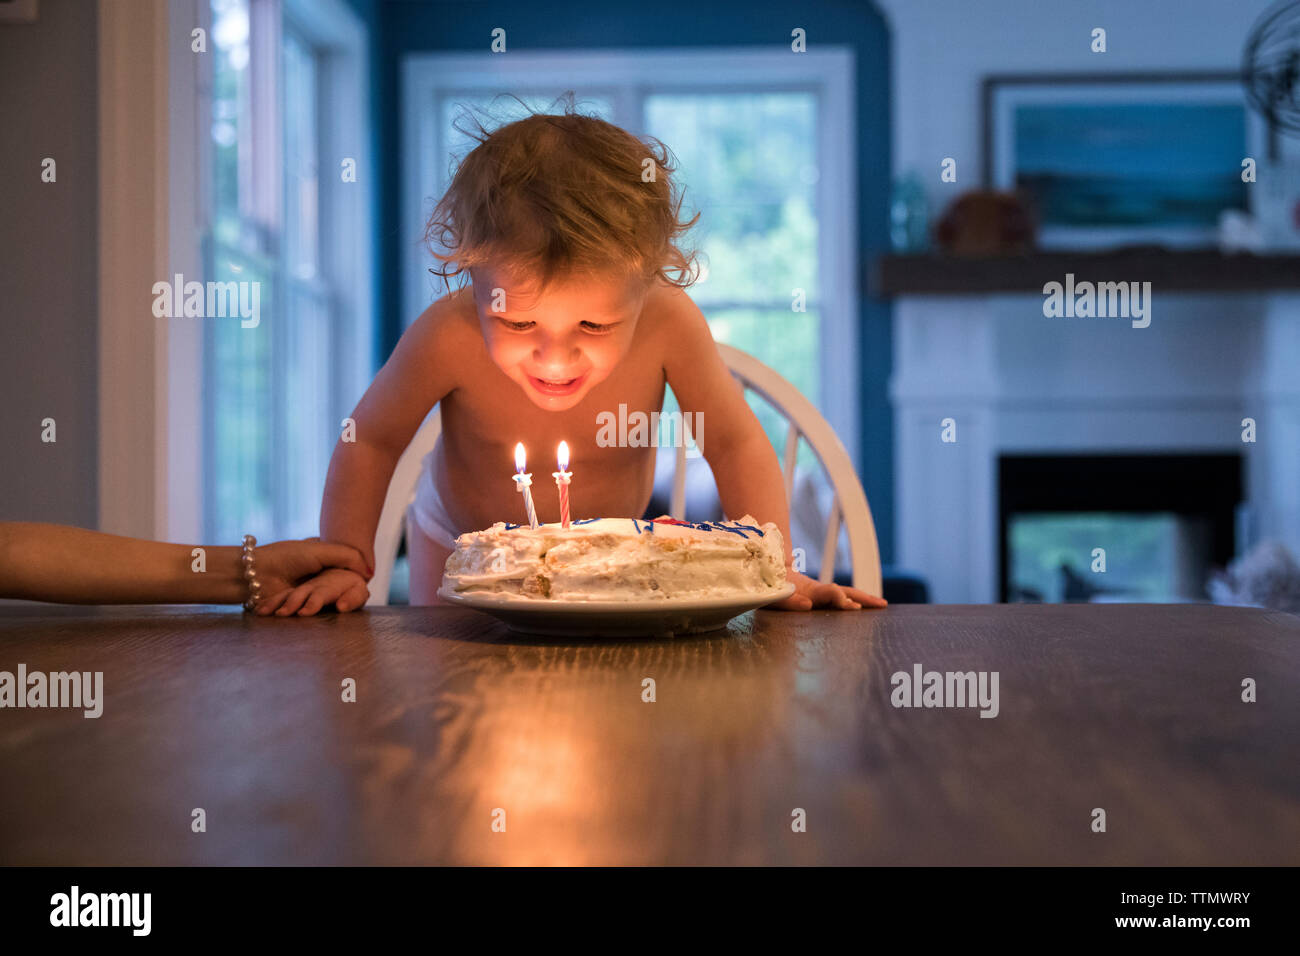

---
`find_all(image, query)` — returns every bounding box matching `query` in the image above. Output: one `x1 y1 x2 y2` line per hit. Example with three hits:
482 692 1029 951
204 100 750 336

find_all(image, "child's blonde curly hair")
423 93 701 296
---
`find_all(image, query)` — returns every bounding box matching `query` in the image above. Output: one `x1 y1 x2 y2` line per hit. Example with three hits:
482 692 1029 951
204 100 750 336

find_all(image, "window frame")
282 0 375 458
100 0 372 543
195 0 374 543
98 0 208 541
401 47 860 471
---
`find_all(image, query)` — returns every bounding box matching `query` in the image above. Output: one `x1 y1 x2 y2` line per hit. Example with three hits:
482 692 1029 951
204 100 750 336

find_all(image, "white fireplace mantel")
890 291 1300 604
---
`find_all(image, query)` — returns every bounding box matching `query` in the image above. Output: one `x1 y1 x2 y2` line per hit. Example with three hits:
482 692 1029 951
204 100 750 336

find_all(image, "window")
403 49 859 473
204 0 373 544
644 91 820 468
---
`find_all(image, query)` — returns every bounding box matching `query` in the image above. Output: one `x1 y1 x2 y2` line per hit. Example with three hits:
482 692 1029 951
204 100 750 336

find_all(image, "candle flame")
557 440 569 471
515 442 526 473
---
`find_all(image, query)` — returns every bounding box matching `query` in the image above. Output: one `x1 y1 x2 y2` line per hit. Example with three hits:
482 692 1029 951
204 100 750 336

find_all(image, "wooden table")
1 603 1297 865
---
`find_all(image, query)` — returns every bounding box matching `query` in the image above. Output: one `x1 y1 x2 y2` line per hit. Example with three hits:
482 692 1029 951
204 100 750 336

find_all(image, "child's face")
470 264 649 411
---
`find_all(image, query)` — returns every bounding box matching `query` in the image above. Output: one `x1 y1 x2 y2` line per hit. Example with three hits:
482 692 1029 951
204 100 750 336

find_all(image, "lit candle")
552 440 572 529
513 442 539 529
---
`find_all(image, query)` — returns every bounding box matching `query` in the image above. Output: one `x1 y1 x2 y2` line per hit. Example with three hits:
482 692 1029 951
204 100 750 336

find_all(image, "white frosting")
442 514 787 601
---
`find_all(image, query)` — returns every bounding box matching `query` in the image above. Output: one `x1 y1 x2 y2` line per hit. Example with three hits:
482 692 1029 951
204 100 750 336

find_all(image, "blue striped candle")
513 442 540 529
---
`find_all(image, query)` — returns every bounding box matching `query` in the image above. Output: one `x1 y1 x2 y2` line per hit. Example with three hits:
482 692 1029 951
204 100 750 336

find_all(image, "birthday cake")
442 514 787 602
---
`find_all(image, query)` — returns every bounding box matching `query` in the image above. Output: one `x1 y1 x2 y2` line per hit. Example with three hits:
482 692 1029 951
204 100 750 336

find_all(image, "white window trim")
98 0 205 542
98 0 373 543
402 47 860 470
284 0 376 423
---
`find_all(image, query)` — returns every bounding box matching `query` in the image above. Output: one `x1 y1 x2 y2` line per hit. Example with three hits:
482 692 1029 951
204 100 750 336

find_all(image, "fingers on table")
298 589 332 617
808 582 860 609
844 585 888 608
277 582 323 616
256 588 292 615
278 579 368 616
336 580 370 613
769 584 887 612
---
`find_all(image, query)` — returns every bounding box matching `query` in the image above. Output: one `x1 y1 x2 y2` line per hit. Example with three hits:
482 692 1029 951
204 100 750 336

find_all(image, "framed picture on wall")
983 72 1264 250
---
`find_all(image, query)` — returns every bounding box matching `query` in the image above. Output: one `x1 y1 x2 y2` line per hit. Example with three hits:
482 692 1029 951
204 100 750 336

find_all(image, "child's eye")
581 321 617 333
498 319 534 331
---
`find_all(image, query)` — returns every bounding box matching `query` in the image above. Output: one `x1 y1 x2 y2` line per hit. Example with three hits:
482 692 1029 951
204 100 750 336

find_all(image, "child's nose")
533 336 581 367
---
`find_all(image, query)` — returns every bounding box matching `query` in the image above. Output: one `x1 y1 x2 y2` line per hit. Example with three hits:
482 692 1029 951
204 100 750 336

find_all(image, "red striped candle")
553 440 572 529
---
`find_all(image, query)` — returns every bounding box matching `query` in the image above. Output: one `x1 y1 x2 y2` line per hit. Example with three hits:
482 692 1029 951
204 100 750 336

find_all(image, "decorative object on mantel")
1241 1 1300 250
933 189 1035 257
1208 541 1300 613
984 72 1259 250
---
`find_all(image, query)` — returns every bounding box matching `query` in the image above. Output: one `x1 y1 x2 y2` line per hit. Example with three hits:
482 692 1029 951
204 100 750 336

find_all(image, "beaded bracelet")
240 534 263 612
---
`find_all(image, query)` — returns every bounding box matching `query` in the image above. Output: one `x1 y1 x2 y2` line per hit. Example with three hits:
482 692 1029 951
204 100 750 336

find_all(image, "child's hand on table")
766 569 888 611
255 542 372 616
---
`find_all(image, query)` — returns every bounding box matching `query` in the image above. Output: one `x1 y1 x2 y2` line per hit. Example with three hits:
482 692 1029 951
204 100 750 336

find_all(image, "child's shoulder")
640 279 699 336
407 285 482 352
640 280 715 353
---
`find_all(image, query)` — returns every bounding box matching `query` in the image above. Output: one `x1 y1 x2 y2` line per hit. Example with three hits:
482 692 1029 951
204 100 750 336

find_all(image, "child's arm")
275 303 461 616
659 290 886 611
0 522 368 608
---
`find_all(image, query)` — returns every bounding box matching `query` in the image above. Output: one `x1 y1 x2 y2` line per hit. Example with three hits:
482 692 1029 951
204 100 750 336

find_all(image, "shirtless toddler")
276 104 885 615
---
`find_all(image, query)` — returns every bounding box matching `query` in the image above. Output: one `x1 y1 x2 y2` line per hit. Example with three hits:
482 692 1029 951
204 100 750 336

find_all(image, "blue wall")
371 0 895 563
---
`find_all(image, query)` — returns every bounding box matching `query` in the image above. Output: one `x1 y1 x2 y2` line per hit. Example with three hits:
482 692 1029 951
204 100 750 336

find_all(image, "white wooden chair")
366 343 883 603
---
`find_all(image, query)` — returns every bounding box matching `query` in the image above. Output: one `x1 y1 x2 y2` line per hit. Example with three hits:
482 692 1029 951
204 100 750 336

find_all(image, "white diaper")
408 450 462 550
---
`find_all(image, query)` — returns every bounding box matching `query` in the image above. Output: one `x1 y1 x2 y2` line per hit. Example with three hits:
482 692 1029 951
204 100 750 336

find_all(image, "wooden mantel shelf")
872 248 1300 296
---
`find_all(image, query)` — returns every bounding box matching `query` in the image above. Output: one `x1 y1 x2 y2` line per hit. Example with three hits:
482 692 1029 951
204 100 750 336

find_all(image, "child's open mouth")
528 372 587 397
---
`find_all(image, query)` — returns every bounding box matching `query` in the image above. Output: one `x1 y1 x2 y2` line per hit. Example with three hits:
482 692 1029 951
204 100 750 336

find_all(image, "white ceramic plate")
436 582 797 637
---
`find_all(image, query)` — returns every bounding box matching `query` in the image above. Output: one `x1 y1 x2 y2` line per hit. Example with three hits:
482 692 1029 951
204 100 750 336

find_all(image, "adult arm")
0 523 368 607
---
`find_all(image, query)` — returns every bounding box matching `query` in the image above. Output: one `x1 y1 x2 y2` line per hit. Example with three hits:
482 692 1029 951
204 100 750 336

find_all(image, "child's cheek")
486 333 530 369
580 342 616 376
598 330 637 369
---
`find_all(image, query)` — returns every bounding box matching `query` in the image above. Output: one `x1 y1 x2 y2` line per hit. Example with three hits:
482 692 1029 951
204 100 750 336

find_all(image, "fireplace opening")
999 454 1242 603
